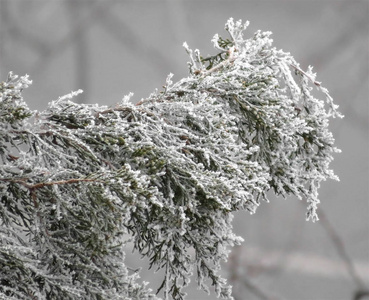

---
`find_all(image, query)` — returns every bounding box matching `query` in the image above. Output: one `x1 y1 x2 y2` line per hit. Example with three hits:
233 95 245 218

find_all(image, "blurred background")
0 1 368 299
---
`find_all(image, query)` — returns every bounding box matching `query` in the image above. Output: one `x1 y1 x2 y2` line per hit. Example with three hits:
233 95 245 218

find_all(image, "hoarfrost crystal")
0 18 341 300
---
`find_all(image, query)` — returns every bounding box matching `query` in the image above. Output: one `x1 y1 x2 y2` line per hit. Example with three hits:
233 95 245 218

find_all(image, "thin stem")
0 177 102 190
201 47 237 77
289 63 321 87
318 209 367 290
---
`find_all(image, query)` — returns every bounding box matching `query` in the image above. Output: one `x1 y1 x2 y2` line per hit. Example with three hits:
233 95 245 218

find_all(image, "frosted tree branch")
0 18 343 300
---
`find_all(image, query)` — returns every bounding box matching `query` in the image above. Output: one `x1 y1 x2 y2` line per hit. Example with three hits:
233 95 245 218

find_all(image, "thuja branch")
0 18 342 300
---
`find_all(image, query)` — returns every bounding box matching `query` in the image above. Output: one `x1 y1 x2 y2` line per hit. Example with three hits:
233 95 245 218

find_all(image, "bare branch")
318 209 368 290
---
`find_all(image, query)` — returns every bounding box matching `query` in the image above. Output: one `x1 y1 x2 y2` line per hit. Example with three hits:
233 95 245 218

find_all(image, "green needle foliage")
0 19 342 300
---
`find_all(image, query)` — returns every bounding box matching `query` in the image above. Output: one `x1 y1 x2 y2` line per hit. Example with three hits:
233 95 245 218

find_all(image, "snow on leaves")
0 18 341 300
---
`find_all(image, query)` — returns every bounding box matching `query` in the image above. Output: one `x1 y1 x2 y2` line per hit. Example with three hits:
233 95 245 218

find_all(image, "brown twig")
1 177 103 208
0 177 102 190
289 63 321 87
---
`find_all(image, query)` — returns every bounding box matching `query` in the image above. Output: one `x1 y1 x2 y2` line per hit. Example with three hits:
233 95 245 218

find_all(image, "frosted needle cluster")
0 18 342 300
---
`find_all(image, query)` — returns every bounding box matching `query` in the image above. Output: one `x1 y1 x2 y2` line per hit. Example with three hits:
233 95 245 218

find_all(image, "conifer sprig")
0 19 342 300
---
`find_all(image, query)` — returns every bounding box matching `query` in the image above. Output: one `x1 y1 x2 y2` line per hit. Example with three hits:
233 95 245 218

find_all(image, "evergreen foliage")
0 19 342 299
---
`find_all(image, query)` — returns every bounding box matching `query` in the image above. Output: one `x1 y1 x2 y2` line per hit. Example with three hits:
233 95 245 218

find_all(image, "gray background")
1 1 368 299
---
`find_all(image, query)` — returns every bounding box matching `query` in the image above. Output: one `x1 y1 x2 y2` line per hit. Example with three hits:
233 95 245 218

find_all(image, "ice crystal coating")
0 19 342 300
